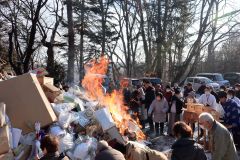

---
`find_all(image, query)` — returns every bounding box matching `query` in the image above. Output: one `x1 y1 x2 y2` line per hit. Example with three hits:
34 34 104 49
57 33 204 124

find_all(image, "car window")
215 75 224 81
202 78 212 83
132 80 140 86
187 78 194 83
194 78 201 83
225 74 238 80
205 75 215 81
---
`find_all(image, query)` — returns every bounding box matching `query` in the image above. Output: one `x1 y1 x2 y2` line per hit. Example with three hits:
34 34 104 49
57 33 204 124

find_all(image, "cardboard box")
0 151 14 160
0 103 6 127
43 83 61 103
0 125 10 155
106 126 126 145
0 73 57 134
37 76 54 85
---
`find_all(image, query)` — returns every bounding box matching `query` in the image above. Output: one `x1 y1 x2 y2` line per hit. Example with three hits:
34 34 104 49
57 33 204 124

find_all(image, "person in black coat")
171 122 207 160
167 89 184 136
183 83 194 98
209 86 219 103
197 83 206 96
235 83 240 99
142 80 155 132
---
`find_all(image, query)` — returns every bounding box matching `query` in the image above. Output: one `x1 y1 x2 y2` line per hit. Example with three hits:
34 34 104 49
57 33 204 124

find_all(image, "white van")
184 77 220 91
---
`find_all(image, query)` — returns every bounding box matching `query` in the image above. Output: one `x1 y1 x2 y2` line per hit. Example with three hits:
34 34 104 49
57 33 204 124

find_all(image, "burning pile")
82 56 145 140
0 56 148 160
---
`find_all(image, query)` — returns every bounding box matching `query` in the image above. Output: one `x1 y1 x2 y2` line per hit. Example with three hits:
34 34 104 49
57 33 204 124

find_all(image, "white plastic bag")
73 142 90 159
58 112 79 128
64 92 85 111
51 103 75 115
49 125 66 137
20 132 35 145
59 133 74 153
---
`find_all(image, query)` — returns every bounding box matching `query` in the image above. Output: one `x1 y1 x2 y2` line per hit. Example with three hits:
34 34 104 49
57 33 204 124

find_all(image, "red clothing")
164 91 173 103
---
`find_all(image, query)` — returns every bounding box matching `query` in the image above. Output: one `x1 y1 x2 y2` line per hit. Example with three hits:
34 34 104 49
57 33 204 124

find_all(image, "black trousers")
155 122 164 134
147 115 154 131
140 120 145 129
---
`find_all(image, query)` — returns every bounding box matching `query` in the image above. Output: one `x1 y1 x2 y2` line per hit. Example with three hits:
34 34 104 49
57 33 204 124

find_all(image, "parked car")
195 73 230 87
224 72 240 86
120 78 140 87
141 77 162 85
184 77 220 91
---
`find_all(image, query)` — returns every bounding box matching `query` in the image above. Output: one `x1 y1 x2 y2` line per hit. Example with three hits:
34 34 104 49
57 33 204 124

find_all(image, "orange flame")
82 56 145 140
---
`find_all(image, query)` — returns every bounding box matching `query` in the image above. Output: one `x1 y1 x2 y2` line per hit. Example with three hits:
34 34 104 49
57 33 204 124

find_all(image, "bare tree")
66 0 75 84
38 0 64 77
0 0 48 74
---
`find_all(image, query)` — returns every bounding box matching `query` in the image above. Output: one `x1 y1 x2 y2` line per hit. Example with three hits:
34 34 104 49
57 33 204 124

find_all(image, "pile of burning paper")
0 57 149 160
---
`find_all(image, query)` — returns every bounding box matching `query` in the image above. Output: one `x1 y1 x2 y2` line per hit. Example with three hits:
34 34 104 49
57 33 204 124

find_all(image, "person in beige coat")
148 92 169 136
125 142 168 160
199 112 239 160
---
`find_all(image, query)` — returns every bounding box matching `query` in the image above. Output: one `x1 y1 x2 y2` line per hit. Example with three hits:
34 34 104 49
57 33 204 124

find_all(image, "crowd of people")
124 80 240 160
35 80 240 160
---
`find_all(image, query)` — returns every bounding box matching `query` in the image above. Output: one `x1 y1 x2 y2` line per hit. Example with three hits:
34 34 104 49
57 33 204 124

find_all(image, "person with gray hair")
198 112 238 160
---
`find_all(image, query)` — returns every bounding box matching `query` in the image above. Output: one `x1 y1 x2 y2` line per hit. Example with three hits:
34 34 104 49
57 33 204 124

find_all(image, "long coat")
210 121 239 160
148 98 169 123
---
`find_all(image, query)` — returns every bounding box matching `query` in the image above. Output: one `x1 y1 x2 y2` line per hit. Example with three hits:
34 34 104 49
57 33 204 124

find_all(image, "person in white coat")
198 86 217 110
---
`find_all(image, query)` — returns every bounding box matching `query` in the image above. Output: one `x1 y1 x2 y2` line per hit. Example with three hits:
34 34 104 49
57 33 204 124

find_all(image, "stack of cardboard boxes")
0 73 59 159
0 103 14 159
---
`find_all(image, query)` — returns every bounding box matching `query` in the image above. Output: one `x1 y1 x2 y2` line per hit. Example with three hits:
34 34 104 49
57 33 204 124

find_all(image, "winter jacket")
164 91 173 103
209 121 239 160
171 138 207 160
129 97 141 113
183 88 194 97
143 86 155 109
236 90 240 99
40 152 69 160
95 146 126 160
148 98 169 122
126 142 168 160
170 95 184 114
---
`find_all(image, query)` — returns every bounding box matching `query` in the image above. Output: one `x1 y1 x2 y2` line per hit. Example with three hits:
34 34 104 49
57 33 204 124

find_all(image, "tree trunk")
66 0 75 84
79 0 85 84
100 0 106 54
173 0 215 83
207 1 218 72
46 44 54 76
23 0 48 73
154 0 163 77
137 0 151 72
